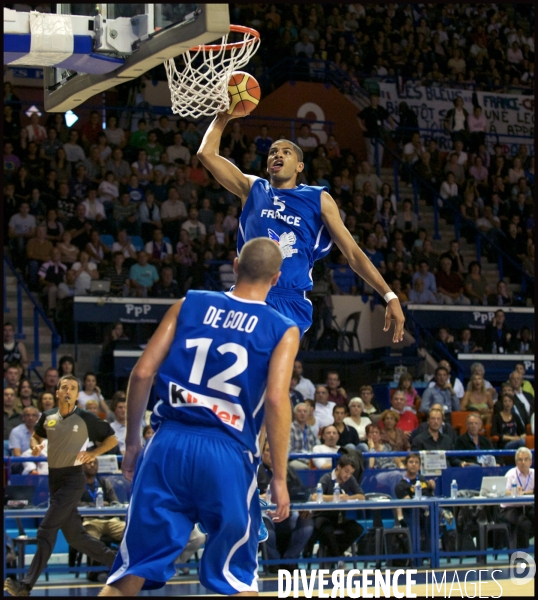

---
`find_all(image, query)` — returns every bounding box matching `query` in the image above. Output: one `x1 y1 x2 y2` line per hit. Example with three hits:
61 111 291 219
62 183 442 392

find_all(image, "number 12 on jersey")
186 338 248 397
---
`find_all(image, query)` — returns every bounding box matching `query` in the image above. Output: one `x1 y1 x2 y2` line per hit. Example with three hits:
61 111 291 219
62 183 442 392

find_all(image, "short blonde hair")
348 397 364 408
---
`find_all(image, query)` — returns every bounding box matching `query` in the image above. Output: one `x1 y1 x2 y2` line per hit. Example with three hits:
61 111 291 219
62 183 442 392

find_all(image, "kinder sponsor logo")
168 382 245 431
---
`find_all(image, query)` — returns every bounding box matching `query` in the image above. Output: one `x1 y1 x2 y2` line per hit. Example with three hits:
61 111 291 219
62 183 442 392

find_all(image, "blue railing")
3 257 61 373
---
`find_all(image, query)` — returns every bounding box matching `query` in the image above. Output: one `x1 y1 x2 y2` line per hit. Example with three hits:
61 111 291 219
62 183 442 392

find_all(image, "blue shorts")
106 420 261 595
266 287 312 338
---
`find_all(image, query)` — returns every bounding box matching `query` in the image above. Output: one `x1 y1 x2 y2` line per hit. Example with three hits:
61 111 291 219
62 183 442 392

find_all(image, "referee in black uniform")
4 375 118 597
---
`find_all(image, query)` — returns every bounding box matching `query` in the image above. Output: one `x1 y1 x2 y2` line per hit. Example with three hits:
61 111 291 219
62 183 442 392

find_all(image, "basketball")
227 71 261 116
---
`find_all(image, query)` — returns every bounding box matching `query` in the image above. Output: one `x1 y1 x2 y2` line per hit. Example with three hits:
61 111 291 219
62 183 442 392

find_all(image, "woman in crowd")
104 115 126 148
491 393 526 450
44 209 64 244
58 355 82 388
395 199 419 249
71 250 99 295
379 410 409 458
85 229 111 271
397 372 421 412
56 231 80 268
376 182 397 214
50 147 71 183
375 198 397 239
36 391 57 413
460 372 494 424
372 222 388 254
15 378 37 413
343 397 371 442
464 261 490 305
210 211 230 247
508 157 525 185
362 423 400 469
77 372 109 415
143 425 155 443
359 385 381 423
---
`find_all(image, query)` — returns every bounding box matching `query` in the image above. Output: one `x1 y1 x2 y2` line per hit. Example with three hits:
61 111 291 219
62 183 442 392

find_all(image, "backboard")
37 4 230 111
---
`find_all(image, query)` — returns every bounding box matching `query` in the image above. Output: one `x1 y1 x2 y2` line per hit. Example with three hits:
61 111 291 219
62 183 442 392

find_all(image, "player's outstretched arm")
264 326 300 522
197 112 258 205
320 191 405 343
121 300 184 481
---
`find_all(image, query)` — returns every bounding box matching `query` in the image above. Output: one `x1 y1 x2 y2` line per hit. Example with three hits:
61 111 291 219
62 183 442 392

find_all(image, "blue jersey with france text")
237 180 333 291
152 290 296 455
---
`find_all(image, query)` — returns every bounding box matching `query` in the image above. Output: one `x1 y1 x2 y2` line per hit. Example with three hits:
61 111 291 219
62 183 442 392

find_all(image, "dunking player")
198 113 405 341
99 238 299 596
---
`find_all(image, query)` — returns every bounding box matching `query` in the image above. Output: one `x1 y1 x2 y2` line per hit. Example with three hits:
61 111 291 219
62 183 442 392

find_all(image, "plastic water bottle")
96 488 104 509
492 342 497 354
414 480 422 499
316 482 323 504
333 483 341 503
266 486 272 505
511 482 517 498
450 479 458 499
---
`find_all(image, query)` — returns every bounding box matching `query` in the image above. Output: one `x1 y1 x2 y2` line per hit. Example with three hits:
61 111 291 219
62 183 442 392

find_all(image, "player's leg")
196 437 261 595
103 423 196 593
100 575 145 596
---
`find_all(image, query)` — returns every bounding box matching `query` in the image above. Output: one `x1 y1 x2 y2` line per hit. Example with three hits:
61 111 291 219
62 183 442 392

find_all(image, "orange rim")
190 24 260 52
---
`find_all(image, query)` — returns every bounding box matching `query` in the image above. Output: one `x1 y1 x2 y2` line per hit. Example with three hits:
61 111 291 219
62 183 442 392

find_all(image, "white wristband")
384 292 398 303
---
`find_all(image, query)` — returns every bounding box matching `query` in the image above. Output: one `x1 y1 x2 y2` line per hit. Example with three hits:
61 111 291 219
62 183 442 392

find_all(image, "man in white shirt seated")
9 407 41 457
312 425 340 469
313 385 336 430
499 447 534 548
293 359 316 400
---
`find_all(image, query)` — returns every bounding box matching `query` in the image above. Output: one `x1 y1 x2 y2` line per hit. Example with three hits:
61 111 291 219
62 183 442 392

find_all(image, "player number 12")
186 338 248 396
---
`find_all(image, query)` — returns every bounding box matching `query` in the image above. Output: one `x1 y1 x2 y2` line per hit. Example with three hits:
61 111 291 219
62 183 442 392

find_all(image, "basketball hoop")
165 25 260 119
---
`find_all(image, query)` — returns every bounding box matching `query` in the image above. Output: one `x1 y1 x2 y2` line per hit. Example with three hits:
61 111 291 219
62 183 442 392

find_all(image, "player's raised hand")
267 478 290 522
122 443 143 482
383 298 405 343
216 110 242 122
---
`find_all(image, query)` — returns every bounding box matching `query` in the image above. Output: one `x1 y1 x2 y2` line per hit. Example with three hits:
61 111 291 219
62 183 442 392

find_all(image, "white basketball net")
165 27 260 119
